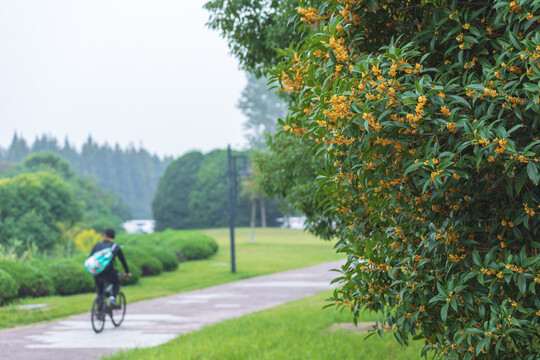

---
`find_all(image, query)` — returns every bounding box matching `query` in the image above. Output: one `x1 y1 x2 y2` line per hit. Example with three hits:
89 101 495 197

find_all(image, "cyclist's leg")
109 270 120 298
94 276 105 297
93 277 106 317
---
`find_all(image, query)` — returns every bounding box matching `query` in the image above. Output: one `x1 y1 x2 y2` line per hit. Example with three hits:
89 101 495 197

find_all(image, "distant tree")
153 149 282 230
0 133 172 219
23 151 74 179
188 150 243 228
153 151 205 231
237 73 288 150
5 133 29 163
2 152 131 231
31 134 60 153
240 166 267 243
0 171 82 251
254 132 339 239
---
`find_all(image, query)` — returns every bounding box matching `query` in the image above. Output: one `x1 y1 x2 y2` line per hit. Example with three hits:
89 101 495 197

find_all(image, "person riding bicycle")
90 228 131 308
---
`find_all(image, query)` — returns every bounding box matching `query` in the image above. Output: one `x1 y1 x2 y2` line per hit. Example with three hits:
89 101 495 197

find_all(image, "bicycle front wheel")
111 291 126 327
91 297 106 333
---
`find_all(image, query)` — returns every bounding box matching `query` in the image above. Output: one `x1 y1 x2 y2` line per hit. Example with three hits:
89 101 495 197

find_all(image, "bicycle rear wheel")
91 297 106 333
110 291 126 327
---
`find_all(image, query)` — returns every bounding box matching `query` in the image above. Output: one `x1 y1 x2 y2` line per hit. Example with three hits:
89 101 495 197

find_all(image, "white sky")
0 0 248 158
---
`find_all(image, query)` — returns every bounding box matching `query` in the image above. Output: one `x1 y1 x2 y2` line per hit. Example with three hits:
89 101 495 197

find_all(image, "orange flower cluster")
298 7 320 25
280 53 307 93
509 1 522 14
283 123 307 136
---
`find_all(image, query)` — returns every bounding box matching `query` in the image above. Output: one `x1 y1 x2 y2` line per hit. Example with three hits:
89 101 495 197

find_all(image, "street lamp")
227 145 251 273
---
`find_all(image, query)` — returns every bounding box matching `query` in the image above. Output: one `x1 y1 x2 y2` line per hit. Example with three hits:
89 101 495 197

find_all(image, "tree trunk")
250 198 256 243
259 197 267 228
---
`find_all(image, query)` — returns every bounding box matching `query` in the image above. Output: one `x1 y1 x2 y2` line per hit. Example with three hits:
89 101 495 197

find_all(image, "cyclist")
90 228 131 308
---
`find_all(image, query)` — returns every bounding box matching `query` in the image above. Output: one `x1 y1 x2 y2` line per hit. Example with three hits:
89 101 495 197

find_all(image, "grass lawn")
106 290 425 360
0 228 342 329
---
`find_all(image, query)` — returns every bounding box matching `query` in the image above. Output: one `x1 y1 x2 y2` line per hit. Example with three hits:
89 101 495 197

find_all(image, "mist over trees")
0 133 172 219
0 151 132 253
237 73 288 150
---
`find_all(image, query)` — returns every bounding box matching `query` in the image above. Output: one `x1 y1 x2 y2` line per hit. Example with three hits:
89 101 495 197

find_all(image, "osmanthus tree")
271 0 540 359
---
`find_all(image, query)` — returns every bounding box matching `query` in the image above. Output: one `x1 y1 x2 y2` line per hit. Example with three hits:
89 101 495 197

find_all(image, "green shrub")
164 232 219 261
175 239 214 260
0 269 19 304
33 259 94 295
118 230 219 262
270 1 540 359
120 259 141 286
122 248 163 276
0 260 55 297
71 252 89 265
141 246 179 271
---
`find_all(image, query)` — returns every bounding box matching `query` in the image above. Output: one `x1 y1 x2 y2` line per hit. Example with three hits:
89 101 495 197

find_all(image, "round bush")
178 240 213 260
0 260 55 297
122 247 163 276
141 246 179 271
0 269 19 304
37 259 94 295
166 234 219 261
120 259 141 286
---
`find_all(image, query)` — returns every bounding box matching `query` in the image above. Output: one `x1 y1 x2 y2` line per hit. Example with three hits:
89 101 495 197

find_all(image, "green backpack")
84 243 117 275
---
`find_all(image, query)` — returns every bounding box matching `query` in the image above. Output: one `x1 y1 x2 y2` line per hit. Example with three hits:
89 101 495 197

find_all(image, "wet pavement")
0 260 344 360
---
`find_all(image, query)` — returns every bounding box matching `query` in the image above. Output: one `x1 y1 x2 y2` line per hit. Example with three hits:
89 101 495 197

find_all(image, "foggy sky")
0 0 248 158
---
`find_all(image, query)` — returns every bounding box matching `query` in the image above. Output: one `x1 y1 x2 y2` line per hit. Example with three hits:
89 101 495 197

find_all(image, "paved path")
0 260 344 360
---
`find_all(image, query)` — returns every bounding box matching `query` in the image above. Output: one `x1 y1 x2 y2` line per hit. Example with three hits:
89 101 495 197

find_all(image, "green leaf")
441 303 449 323
516 167 528 195
463 35 479 44
508 31 523 51
328 49 338 65
472 249 481 266
466 84 485 91
518 274 527 294
448 95 471 109
403 161 424 175
527 162 539 186
476 337 489 355
415 81 423 95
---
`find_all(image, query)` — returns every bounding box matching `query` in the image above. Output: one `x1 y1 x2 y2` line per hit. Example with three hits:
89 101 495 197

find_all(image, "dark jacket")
89 240 129 277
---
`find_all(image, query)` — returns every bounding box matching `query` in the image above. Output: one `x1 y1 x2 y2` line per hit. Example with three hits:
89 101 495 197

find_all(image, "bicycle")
90 275 127 333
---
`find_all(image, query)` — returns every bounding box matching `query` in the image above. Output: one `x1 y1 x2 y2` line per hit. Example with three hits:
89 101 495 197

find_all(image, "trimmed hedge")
122 248 163 276
0 230 218 304
161 231 219 261
117 230 218 263
171 238 215 260
120 259 141 286
0 269 19 304
141 246 179 271
0 260 55 297
31 259 94 296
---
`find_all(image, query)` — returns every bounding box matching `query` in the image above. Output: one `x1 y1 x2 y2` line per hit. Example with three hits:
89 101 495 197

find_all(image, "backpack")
84 243 117 275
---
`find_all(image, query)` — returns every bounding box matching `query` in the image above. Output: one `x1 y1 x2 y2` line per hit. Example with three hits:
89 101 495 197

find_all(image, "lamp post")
227 145 250 273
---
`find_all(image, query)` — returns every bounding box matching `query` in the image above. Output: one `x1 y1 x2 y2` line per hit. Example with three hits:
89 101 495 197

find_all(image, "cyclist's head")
104 228 116 240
